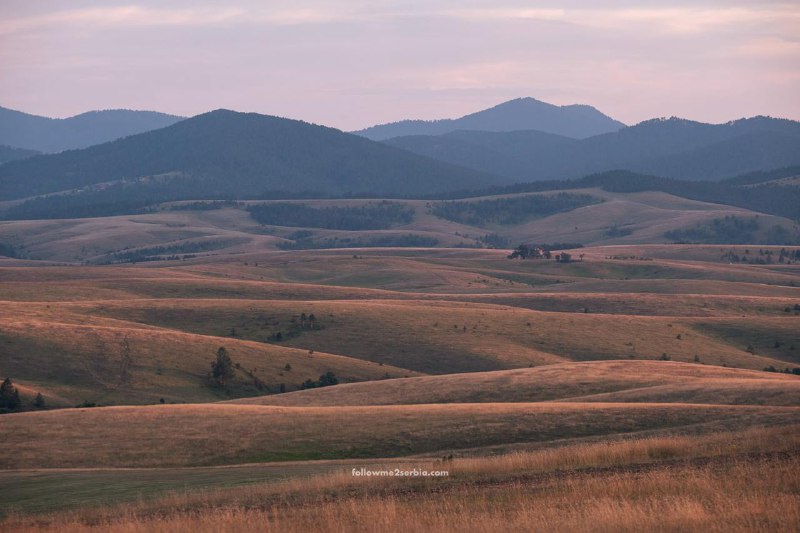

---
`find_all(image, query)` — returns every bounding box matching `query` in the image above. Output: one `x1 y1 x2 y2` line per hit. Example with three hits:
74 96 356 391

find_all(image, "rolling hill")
354 97 625 140
4 401 797 468
231 360 800 407
0 110 503 211
0 106 185 153
0 187 797 262
386 117 800 182
1 241 798 529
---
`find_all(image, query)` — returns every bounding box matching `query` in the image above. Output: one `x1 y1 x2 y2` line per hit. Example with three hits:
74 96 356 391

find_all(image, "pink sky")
1 1 798 129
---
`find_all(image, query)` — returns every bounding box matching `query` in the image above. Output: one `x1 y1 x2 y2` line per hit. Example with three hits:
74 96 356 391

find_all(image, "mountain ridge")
354 97 626 140
0 106 186 152
0 109 504 209
385 116 800 182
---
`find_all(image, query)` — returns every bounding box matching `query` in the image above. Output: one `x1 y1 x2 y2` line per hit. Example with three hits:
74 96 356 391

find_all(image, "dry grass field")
3 426 798 531
230 360 800 406
1 236 799 530
1 245 798 407
0 188 796 262
9 401 799 469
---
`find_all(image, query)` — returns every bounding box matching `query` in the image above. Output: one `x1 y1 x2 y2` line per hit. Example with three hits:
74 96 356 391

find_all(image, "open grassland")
78 299 798 371
0 188 797 262
2 180 800 531
3 426 798 531
1 245 798 406
1 295 796 408
2 401 798 469
231 360 800 407
0 313 416 406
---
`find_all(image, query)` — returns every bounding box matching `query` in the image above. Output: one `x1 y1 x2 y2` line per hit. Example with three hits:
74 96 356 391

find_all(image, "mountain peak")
354 97 625 141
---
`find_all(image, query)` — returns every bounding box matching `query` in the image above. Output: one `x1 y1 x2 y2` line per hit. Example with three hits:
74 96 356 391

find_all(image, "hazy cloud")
0 1 798 129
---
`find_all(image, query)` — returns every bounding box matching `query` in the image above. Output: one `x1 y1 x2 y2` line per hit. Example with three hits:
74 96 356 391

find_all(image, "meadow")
1 239 799 530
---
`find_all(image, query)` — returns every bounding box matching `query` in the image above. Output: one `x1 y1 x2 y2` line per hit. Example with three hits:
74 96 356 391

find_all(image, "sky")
1 1 799 130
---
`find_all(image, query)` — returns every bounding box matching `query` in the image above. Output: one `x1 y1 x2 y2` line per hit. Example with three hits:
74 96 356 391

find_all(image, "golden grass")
2 188 795 262
0 309 417 406
1 244 798 405
48 298 798 372
2 402 798 469
231 360 800 407
6 426 799 532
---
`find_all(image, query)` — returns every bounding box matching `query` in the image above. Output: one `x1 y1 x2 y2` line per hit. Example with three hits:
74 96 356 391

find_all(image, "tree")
34 392 46 409
211 347 235 386
300 371 339 389
0 378 21 410
318 371 338 387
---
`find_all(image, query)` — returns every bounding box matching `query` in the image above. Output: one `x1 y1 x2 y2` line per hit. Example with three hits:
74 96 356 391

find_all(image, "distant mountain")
0 106 185 152
0 110 503 218
354 97 626 140
0 144 39 165
385 117 800 182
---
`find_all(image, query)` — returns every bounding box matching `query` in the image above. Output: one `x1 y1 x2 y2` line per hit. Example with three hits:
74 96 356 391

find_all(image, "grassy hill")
0 242 798 530
3 401 797 469
0 244 798 410
0 185 797 264
3 425 797 530
230 360 800 407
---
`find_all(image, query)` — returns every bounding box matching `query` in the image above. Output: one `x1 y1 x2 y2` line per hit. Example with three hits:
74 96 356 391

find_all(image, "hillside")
0 110 502 213
231 360 800 407
354 97 625 140
1 244 798 410
0 106 184 153
3 401 797 468
1 185 796 263
0 145 38 165
386 117 800 182
1 243 798 529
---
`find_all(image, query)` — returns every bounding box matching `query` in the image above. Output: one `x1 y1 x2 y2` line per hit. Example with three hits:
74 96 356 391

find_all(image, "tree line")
430 193 601 227
248 201 414 230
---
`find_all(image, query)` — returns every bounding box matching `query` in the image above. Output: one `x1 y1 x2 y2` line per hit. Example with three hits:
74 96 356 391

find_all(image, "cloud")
442 4 800 34
737 37 800 58
3 2 798 36
0 4 367 35
0 1 797 127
